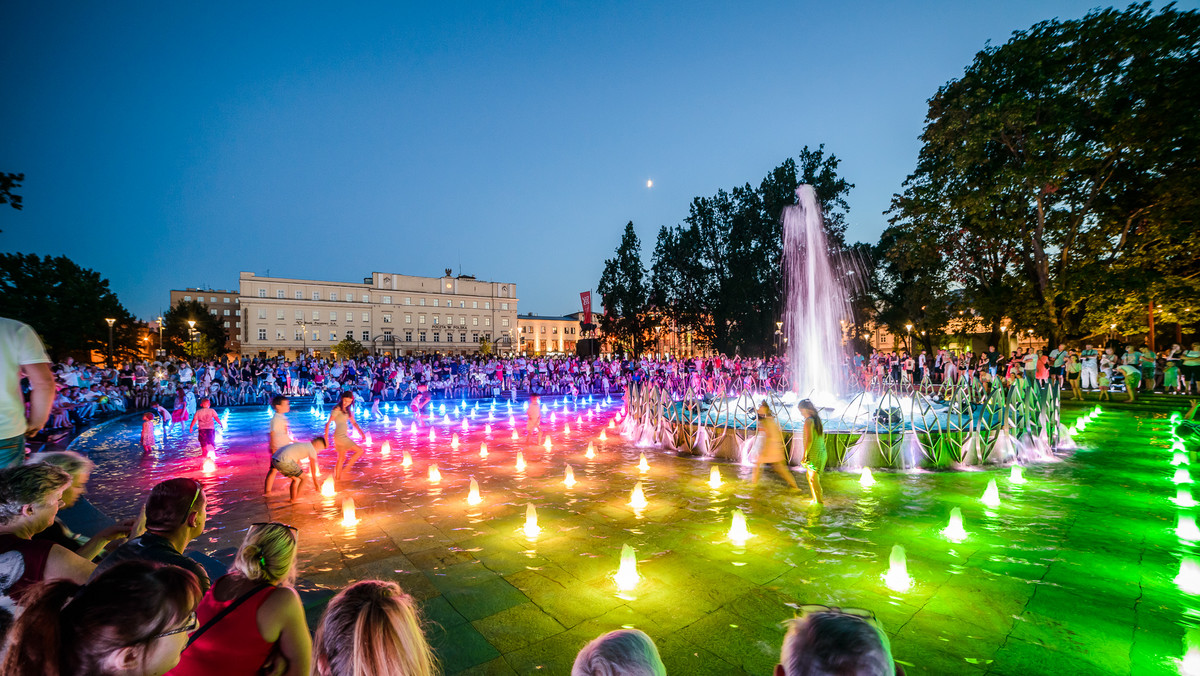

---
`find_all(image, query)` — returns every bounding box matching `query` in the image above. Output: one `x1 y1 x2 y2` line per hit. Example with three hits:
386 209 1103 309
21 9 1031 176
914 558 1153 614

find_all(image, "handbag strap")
186 582 271 648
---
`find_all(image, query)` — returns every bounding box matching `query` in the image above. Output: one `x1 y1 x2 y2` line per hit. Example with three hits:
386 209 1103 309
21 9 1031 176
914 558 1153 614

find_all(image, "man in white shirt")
0 317 55 467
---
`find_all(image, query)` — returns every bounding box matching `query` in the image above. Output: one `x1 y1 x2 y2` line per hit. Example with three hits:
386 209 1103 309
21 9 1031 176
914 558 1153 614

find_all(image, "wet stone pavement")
72 396 1189 675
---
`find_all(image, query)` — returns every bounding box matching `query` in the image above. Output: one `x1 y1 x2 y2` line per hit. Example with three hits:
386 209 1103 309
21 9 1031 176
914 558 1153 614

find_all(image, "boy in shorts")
189 398 223 455
269 394 292 456
265 436 326 501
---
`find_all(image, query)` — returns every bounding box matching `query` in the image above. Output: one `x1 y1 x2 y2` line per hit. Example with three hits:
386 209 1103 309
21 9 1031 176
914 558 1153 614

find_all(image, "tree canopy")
162 299 228 359
0 253 140 361
597 222 654 357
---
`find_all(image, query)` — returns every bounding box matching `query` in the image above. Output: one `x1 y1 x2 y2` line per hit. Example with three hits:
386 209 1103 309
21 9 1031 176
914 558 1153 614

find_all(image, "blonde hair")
313 580 436 676
234 523 298 586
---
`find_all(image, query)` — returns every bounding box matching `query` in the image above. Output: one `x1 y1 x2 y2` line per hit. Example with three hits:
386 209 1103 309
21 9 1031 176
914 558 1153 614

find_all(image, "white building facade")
238 271 518 358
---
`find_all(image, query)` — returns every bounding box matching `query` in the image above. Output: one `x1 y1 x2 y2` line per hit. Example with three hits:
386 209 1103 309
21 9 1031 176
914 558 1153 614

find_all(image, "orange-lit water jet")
467 477 482 505
523 503 540 539
320 477 335 497
564 464 576 488
341 497 358 527
585 442 596 460
728 508 752 545
515 451 526 472
638 453 650 473
708 466 722 489
479 442 488 459
401 450 413 468
428 464 441 483
629 481 647 510
381 440 391 457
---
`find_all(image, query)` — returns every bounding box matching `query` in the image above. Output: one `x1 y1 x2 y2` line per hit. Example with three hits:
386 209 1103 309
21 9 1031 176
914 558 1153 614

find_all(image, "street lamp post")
297 320 308 357
187 320 196 359
157 317 164 358
905 323 913 353
105 318 116 367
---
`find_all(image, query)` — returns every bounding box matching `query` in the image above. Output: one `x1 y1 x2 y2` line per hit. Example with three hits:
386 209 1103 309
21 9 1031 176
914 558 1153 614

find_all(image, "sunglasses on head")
179 479 202 527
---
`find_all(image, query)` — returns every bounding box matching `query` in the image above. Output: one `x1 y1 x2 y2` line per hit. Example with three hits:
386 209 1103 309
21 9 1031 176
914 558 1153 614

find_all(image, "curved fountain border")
620 376 1070 470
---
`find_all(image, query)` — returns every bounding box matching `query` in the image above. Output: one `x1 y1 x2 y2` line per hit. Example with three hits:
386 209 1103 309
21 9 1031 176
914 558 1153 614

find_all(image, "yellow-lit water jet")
981 479 1001 508
638 453 650 473
728 508 752 545
564 464 576 488
515 451 526 472
599 430 608 442
428 464 441 483
381 440 391 457
859 467 876 488
629 481 647 510
941 507 968 542
523 503 540 539
341 497 358 527
883 544 911 592
564 424 571 435
708 466 722 489
451 433 460 449
511 430 519 440
203 457 216 473
401 450 413 468
467 477 482 505
614 544 639 592
479 443 488 459
544 437 553 452
585 442 596 460
608 420 615 429
321 477 336 497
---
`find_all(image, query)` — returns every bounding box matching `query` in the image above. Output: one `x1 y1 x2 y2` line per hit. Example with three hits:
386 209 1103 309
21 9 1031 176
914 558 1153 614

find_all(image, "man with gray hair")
775 607 903 676
572 629 666 676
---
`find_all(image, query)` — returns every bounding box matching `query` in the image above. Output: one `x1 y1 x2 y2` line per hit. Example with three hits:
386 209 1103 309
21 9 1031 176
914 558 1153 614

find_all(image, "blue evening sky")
2 1 1179 320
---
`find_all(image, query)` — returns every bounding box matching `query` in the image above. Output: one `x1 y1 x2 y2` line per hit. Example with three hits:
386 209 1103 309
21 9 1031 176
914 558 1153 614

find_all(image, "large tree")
892 3 1200 344
0 253 141 362
650 146 859 355
598 222 654 357
162 299 228 359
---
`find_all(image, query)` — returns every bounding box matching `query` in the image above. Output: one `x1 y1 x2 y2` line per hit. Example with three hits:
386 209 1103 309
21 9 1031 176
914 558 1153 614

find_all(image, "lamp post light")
1026 328 1034 351
775 321 783 355
104 318 116 367
297 320 308 358
187 320 196 359
905 323 913 352
156 317 164 358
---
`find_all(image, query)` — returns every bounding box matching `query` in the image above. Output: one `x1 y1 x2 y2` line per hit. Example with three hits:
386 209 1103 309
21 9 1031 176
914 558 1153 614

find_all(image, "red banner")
580 291 592 325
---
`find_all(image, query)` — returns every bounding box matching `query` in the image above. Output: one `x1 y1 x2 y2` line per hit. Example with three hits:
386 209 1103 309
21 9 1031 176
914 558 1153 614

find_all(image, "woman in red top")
169 522 310 676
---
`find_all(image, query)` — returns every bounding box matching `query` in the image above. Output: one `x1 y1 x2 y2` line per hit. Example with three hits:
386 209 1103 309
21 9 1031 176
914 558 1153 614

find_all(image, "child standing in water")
751 401 801 492
798 399 827 504
324 391 365 481
189 397 223 455
140 412 156 453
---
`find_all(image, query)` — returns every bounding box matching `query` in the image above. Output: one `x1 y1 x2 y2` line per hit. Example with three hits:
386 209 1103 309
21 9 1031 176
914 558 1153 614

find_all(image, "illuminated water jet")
341 497 358 527
1177 557 1200 594
585 442 596 459
1175 489 1199 507
629 482 648 510
543 437 553 452
428 464 441 483
860 467 876 488
1009 465 1027 484
564 424 571 435
941 507 968 542
600 430 608 442
981 479 1001 508
728 508 752 545
564 464 577 488
1177 469 1194 484
515 452 526 472
614 544 639 592
203 457 216 473
511 430 519 440
709 466 722 489
523 503 540 539
451 433 460 449
401 450 413 468
1180 514 1200 542
321 477 335 497
485 424 492 434
1174 452 1190 466
883 544 911 592
381 440 391 457
467 477 482 505
638 453 650 473
479 443 488 459
428 429 437 442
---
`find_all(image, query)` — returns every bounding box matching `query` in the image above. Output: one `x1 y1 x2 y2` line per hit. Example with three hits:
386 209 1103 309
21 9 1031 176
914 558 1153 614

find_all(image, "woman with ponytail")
169 522 310 676
3 559 201 676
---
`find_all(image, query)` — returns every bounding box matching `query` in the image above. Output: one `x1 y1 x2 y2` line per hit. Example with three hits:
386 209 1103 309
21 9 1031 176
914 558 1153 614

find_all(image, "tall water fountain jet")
523 503 540 539
883 544 912 592
782 184 855 397
614 544 640 593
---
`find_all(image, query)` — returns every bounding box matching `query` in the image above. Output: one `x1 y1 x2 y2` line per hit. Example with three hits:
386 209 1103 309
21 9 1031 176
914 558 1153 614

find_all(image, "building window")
236 322 240 328
346 330 353 340
485 302 491 310
383 314 393 323
329 312 336 321
419 331 426 342
346 312 353 322
433 316 439 325
329 332 337 340
553 327 558 334
223 309 231 316
362 295 369 303
295 330 303 340
210 297 217 303
459 301 465 308
183 295 192 301
459 316 466 325
258 289 266 298
294 310 302 320
276 290 284 298
313 292 320 301
432 299 439 307
276 310 285 320
405 297 411 305
258 309 267 319
362 312 369 322
210 309 218 315
362 331 370 341
485 317 490 326
295 291 302 299
419 298 425 306
433 332 440 343
312 310 319 320
405 331 412 342
330 292 338 301
382 296 392 304
541 326 546 334
472 301 478 309
276 330 284 339
235 310 241 316
473 333 479 343
405 314 412 324
419 315 426 325
258 328 267 340
445 315 451 325
223 297 230 303
460 333 467 343
224 322 230 328
473 317 479 326
500 303 507 310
